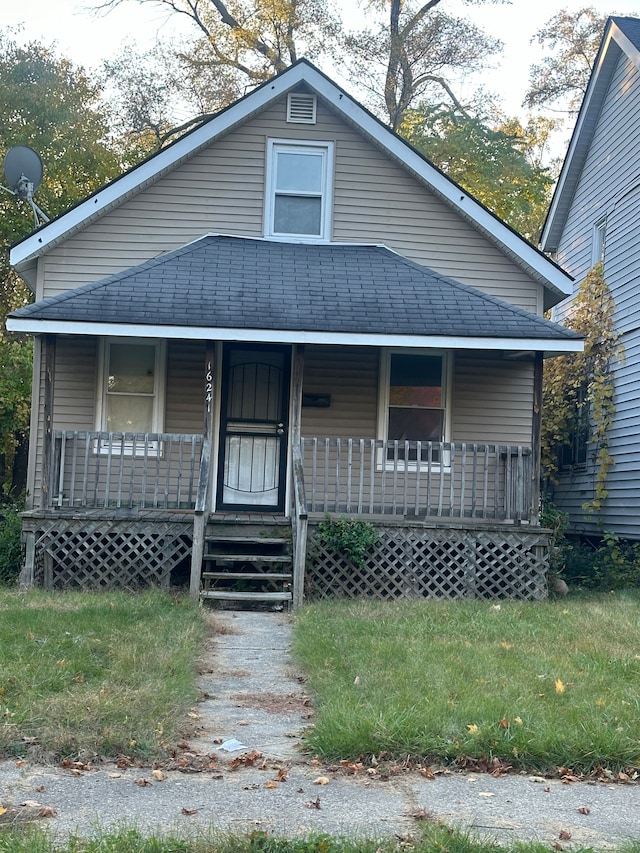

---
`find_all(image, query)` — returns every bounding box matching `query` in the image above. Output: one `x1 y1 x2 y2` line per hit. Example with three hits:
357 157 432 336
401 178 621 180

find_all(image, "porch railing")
301 439 533 522
46 432 533 522
47 431 204 510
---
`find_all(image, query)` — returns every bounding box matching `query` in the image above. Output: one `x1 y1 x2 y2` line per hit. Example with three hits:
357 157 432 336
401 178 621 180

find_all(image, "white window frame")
95 338 166 455
592 217 607 266
264 139 334 242
377 349 453 471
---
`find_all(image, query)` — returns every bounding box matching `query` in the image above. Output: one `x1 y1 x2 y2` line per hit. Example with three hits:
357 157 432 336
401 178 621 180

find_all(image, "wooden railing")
47 431 204 510
301 439 533 522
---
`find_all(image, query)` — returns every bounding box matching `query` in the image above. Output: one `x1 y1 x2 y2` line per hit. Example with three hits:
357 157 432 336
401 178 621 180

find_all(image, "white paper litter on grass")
218 738 247 752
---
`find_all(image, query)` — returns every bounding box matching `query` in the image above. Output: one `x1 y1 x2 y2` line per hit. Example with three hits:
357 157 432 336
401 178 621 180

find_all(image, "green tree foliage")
0 31 122 498
525 7 607 114
401 106 554 240
542 264 622 516
96 0 342 84
345 0 504 130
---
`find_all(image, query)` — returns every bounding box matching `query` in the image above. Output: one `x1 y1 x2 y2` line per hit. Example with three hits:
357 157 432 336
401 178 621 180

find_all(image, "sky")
4 0 640 120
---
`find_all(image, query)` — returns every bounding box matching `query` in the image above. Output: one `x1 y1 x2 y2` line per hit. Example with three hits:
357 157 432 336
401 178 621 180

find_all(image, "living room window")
378 350 451 467
265 140 333 240
97 339 165 449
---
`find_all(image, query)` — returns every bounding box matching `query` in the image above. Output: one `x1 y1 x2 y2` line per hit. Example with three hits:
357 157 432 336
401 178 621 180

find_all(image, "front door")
217 344 291 512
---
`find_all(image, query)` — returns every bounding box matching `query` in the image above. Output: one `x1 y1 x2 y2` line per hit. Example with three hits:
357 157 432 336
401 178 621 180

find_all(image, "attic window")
287 93 316 124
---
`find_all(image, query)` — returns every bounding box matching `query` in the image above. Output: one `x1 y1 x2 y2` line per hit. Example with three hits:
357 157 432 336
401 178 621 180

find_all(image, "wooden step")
205 536 290 545
202 554 292 563
200 590 292 601
202 571 292 581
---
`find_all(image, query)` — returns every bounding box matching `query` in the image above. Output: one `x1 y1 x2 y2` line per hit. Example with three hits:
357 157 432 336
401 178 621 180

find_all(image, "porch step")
202 554 292 563
202 572 292 581
200 591 292 602
199 520 293 607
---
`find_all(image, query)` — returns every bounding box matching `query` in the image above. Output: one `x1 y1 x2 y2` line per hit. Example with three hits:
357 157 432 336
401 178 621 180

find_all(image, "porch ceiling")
9 235 582 351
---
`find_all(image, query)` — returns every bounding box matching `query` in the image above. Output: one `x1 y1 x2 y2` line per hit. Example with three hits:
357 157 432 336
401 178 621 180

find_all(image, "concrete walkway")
1 609 640 848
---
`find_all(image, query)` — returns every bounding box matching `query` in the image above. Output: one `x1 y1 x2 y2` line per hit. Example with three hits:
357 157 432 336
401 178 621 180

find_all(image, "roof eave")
5 316 584 355
11 61 571 300
541 18 640 252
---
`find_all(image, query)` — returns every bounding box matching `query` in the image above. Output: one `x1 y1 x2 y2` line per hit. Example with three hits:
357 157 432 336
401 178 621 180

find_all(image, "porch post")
41 334 56 509
531 351 543 523
190 342 215 599
291 344 308 610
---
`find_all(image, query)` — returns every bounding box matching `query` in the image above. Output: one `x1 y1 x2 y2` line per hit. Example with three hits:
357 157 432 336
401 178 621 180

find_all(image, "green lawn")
293 594 640 773
0 590 204 761
2 826 638 853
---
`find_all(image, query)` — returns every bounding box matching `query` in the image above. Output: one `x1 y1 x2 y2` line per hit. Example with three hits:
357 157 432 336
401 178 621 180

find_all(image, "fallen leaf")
514 716 523 725
264 781 278 789
498 718 509 728
419 767 435 779
577 806 591 815
151 769 166 781
559 830 572 841
134 778 151 787
276 767 289 782
38 806 57 817
35 786 45 793
20 800 42 808
555 679 565 694
305 796 321 809
0 807 6 816
353 676 361 685
500 642 513 650
552 844 564 851
313 776 330 785
466 724 479 734
412 808 431 821
181 807 199 815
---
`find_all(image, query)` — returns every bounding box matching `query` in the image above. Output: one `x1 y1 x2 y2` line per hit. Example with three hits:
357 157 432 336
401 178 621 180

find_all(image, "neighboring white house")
541 16 640 538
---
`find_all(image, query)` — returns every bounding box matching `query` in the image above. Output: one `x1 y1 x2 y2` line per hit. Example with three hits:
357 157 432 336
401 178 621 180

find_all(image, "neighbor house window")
378 351 450 466
265 140 333 240
592 217 607 266
97 339 165 449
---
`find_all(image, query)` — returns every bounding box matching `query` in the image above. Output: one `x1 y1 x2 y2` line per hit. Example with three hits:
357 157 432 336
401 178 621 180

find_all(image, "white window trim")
592 217 607 266
95 338 167 455
264 138 334 242
376 348 453 471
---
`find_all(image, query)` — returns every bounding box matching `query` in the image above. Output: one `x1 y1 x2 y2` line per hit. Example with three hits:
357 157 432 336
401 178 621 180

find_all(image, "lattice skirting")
23 518 192 590
307 524 549 601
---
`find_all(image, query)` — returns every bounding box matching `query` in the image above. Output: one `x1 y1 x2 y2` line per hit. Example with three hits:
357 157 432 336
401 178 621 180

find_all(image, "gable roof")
10 59 571 306
541 16 640 252
8 235 581 354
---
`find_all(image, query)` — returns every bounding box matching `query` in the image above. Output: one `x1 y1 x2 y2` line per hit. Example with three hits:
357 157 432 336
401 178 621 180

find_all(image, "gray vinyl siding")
165 340 207 433
39 97 542 313
453 355 533 445
552 49 640 537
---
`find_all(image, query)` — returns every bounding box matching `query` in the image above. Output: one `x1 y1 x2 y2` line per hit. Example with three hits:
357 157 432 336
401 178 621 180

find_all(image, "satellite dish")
4 146 44 196
1 145 49 226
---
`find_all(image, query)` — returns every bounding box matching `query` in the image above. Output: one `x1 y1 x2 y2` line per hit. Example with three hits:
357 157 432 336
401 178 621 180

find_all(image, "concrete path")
1 609 640 848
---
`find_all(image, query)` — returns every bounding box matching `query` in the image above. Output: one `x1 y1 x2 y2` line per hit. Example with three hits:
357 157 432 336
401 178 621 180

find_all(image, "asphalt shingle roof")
11 236 581 342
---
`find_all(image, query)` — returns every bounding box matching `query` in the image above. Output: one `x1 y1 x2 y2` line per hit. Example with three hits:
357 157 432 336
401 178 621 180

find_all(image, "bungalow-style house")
540 16 640 539
7 60 582 605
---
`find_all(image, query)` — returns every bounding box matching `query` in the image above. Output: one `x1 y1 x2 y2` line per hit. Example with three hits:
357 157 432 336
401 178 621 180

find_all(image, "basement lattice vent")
287 93 317 124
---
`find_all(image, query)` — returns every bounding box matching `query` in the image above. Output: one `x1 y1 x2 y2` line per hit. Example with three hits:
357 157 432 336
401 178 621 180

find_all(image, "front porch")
19 429 549 601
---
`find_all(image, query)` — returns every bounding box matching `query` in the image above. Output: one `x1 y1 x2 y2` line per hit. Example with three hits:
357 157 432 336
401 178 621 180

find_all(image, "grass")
2 826 639 853
293 594 640 773
0 590 204 762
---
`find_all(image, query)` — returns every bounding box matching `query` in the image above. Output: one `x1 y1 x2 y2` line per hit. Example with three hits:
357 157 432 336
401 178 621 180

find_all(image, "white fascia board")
5 317 584 353
308 75 572 296
11 62 570 295
10 64 313 268
541 20 640 251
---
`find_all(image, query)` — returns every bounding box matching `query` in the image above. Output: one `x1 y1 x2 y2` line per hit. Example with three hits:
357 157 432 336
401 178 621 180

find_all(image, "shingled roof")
9 236 581 350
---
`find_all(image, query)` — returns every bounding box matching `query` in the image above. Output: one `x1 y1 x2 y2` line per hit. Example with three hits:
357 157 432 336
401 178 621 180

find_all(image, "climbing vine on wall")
541 264 622 515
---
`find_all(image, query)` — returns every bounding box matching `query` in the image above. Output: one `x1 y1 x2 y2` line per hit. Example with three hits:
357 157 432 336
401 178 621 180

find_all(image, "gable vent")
287 93 316 124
